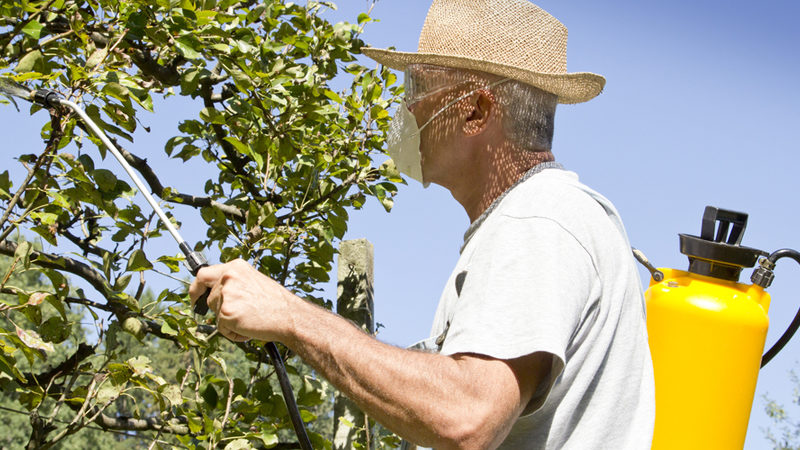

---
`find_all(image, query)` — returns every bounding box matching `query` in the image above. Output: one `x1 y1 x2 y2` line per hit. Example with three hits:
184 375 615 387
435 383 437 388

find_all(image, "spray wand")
33 90 212 312
24 87 313 449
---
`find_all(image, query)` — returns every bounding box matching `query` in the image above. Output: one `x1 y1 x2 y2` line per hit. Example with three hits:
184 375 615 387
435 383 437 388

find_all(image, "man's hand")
188 259 295 343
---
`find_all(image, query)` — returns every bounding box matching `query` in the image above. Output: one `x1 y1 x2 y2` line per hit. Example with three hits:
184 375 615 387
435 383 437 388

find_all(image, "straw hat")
362 0 605 104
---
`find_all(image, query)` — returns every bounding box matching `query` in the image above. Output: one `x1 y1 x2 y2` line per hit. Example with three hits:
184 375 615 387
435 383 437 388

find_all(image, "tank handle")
701 206 748 246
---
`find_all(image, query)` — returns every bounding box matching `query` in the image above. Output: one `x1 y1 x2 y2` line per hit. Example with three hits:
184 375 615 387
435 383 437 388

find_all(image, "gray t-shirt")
413 166 655 449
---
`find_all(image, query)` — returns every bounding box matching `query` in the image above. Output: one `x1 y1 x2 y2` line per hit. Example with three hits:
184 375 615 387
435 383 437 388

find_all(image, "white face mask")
386 100 429 188
385 78 509 188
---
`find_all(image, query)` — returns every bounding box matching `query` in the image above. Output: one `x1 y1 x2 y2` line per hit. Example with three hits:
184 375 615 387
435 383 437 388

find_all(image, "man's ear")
463 90 494 136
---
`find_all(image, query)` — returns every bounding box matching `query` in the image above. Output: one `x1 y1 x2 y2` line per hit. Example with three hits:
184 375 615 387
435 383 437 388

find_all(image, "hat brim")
362 47 605 104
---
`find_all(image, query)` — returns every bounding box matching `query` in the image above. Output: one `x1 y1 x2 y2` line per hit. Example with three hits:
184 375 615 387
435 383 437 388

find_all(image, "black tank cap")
679 206 767 282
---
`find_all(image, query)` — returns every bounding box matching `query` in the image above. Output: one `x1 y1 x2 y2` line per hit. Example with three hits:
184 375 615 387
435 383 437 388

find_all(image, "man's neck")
455 148 554 223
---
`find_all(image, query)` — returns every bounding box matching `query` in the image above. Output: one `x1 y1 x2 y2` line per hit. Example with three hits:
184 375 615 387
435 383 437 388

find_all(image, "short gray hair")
491 78 557 152
406 64 558 152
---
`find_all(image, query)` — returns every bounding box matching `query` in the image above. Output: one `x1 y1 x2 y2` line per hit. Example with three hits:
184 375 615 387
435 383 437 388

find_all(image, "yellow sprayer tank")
645 207 770 449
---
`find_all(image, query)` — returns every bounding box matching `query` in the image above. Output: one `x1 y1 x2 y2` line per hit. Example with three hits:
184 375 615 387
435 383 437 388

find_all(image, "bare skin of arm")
190 259 551 450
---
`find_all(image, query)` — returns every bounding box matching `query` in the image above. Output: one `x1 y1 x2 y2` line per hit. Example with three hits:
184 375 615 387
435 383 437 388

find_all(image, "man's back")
428 167 655 449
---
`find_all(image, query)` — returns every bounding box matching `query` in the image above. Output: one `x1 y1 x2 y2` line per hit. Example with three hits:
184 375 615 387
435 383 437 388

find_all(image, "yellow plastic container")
646 268 770 449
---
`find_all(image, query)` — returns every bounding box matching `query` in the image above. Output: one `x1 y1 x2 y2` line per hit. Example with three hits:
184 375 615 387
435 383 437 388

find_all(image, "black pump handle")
179 242 210 315
701 206 748 246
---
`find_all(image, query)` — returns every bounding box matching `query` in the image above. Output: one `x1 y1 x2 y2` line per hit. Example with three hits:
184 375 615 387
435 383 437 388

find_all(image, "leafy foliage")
0 0 402 447
764 370 800 450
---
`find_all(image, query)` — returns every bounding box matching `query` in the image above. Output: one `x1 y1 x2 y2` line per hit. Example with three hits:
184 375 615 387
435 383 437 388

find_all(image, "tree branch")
116 145 246 221
22 344 95 389
0 240 115 300
198 80 266 200
95 414 190 435
59 228 110 259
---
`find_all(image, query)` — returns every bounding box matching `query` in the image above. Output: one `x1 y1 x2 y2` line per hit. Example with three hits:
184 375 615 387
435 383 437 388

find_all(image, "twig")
220 377 235 432
0 0 58 55
0 143 59 242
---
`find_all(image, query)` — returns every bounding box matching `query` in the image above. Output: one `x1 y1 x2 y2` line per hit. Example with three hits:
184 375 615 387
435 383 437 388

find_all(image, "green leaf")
156 255 182 273
160 384 183 407
46 294 67 320
0 352 27 383
210 354 228 374
114 273 132 291
260 430 279 447
175 37 202 59
180 68 202 96
357 13 372 25
380 159 403 182
127 355 152 377
202 383 219 408
15 50 43 73
323 89 343 104
127 249 153 271
102 82 130 102
200 107 225 125
15 326 54 353
223 439 254 450
39 317 71 343
21 21 45 39
338 416 355 428
85 47 109 69
92 169 117 192
160 320 178 336
96 382 123 404
186 414 203 433
14 241 33 269
223 136 250 155
0 170 11 199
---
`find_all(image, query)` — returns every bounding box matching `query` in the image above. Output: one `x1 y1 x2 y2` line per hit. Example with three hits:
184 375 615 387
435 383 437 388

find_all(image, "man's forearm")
189 260 541 449
282 297 525 449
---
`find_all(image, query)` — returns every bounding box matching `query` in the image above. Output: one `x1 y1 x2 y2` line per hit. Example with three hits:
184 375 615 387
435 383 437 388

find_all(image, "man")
189 0 655 448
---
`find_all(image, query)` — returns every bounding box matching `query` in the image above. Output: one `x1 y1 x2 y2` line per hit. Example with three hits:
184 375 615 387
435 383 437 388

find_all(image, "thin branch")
0 0 58 55
198 80 266 200
0 240 116 300
276 170 361 223
21 343 95 389
116 145 247 221
60 228 110 259
0 114 62 241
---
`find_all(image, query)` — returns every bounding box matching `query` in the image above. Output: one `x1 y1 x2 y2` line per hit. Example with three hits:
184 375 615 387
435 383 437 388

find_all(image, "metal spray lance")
26 88 313 450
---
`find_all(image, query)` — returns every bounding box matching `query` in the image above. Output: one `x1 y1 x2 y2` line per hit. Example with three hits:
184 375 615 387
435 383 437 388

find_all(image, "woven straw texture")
362 0 606 104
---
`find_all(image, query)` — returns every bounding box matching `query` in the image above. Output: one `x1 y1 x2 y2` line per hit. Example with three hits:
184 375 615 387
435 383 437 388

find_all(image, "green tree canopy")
0 0 401 448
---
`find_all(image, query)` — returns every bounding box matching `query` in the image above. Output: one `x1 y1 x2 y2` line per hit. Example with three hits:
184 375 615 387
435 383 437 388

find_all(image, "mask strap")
418 78 511 132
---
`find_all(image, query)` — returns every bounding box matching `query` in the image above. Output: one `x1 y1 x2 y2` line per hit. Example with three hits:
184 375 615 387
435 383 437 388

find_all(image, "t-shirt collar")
461 161 565 251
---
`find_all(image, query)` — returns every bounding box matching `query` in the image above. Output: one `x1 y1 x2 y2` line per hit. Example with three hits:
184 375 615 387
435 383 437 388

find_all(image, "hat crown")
417 0 568 74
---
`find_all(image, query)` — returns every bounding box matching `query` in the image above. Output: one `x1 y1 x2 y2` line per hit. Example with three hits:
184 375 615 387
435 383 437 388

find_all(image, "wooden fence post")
333 238 375 449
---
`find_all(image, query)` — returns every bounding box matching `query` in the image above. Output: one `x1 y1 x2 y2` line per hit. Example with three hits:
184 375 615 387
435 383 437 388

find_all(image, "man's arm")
190 259 551 449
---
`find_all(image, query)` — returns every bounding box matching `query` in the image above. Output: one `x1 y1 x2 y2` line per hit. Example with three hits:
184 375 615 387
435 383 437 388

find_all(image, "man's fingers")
217 323 250 342
207 279 225 315
188 264 226 303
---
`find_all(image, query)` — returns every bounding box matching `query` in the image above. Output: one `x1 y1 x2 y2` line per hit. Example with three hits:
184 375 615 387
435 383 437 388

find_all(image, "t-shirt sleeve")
439 215 599 412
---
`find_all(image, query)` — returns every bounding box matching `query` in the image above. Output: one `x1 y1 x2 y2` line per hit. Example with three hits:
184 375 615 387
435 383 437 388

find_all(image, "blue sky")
1 0 798 447
323 1 800 448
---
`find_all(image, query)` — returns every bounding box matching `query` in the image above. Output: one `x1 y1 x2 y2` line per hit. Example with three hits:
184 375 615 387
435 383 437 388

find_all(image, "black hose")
266 342 313 450
761 249 800 368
